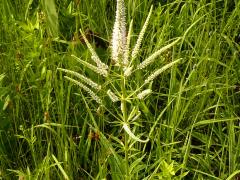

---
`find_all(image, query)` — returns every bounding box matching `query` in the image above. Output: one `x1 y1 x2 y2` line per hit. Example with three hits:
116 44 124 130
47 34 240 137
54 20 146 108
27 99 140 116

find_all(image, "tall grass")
0 0 240 179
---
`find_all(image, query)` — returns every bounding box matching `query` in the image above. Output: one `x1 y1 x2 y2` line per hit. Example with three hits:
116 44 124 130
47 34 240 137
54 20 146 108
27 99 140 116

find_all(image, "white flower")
131 111 141 122
123 123 149 143
137 89 152 99
124 66 133 77
80 30 108 70
131 6 153 61
107 89 119 102
123 20 133 67
71 55 108 77
64 76 102 104
144 58 181 85
137 38 181 70
58 68 101 90
111 0 127 66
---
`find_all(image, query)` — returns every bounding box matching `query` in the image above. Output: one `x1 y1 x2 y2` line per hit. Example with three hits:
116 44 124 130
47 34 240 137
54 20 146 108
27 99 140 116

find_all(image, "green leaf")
42 0 59 37
129 154 146 174
52 155 69 180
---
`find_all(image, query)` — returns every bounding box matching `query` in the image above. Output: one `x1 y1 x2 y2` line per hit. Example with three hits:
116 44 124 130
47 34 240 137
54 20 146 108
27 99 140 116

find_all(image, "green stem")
121 70 130 179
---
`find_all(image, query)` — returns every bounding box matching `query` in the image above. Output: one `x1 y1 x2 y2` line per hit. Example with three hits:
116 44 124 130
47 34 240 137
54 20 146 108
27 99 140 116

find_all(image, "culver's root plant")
58 0 182 178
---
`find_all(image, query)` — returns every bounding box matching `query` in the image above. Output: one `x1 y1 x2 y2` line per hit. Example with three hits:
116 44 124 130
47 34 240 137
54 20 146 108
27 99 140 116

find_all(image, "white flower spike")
111 0 127 66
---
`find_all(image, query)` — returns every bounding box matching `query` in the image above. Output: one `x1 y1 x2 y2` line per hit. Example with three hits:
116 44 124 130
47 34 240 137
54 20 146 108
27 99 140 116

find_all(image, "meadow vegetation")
0 0 240 179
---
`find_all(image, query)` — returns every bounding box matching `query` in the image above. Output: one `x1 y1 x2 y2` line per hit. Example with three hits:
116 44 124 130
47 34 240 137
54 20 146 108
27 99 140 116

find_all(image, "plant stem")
120 70 130 179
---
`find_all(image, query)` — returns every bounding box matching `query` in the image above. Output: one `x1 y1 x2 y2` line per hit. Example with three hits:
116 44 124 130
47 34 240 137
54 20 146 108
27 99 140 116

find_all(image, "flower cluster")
111 0 127 66
58 0 181 143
